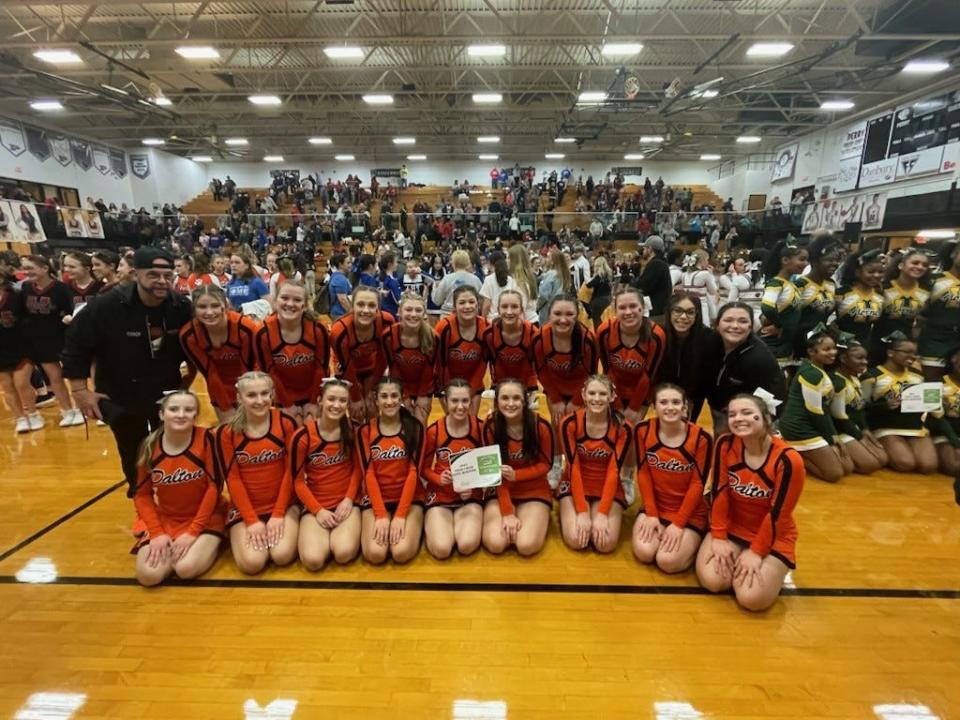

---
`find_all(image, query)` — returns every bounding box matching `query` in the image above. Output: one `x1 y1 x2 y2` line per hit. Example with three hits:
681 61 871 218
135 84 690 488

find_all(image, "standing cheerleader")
835 248 885 349
179 285 260 423
357 376 425 564
870 248 930 364
557 375 631 554
215 372 299 574
482 379 555 556
861 332 938 474
173 256 194 295
718 257 752 304
256 280 329 424
289 378 362 570
330 286 395 422
697 393 805 612
381 292 438 423
833 335 889 474
632 384 712 573
918 241 960 380
436 286 488 416
779 326 853 482
596 288 666 424
420 379 485 559
759 241 808 369
482 290 539 396
20 255 83 427
0 252 42 432
680 249 719 327
62 251 103 322
926 345 960 475
133 390 224 586
793 232 842 357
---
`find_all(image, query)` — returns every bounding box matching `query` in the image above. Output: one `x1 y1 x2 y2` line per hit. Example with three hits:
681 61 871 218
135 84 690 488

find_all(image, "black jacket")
62 282 192 416
707 332 786 411
631 255 671 316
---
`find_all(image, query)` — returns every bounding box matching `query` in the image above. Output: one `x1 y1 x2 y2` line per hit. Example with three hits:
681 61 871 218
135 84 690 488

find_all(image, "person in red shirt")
557 376 631 553
482 379 554 556
482 290 539 395
187 253 220 290
436 286 488 415
256 280 330 424
330 286 395 423
633 384 712 573
697 392 806 611
173 256 193 295
381 292 438 423
420 379 484 559
62 251 103 323
357 376 424 563
133 390 224 586
289 378 361 570
215 371 299 574
179 285 260 422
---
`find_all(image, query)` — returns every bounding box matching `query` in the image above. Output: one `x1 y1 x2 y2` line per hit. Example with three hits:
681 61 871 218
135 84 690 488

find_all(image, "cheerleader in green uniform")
861 331 938 474
780 325 853 482
835 248 885 349
833 334 889 474
918 241 960 380
869 249 931 365
925 345 960 475
759 240 808 371
793 232 842 357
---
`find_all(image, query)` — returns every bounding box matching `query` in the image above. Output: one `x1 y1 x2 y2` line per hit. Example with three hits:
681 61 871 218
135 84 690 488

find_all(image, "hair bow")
835 331 860 350
321 376 352 388
753 387 783 416
881 330 910 345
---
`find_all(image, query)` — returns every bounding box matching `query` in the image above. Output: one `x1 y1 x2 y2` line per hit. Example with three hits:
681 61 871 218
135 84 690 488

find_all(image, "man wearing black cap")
631 234 671 325
62 247 194 496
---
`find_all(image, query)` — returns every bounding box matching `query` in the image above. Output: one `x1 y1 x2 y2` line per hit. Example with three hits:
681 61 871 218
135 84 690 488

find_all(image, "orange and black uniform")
483 416 554 515
133 426 225 550
634 419 712 533
381 323 438 398
357 418 424 519
330 312 395 402
173 274 192 296
420 416 485 507
436 314 489 393
709 434 805 568
557 410 631 513
255 315 330 407
68 278 104 308
596 319 666 411
187 273 218 290
531 323 599 405
289 422 361 514
482 320 539 391
216 409 297 527
179 311 260 410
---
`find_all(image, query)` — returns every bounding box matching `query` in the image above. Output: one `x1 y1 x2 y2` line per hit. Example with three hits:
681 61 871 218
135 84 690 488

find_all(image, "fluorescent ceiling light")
141 138 165 146
224 138 248 146
821 100 855 111
153 96 172 106
746 42 794 57
624 153 645 160
308 137 333 145
736 135 762 144
478 154 499 160
335 154 355 161
601 43 643 56
701 89 719 98
578 91 608 103
29 100 63 111
175 46 220 59
249 95 281 105
903 59 950 74
363 94 393 104
392 137 416 145
264 155 284 162
917 229 957 239
472 93 503 103
545 153 565 159
477 136 500 143
191 156 213 162
468 45 506 57
554 137 577 143
324 46 364 59
407 154 427 160
640 135 664 143
700 154 722 161
33 49 82 64
100 83 128 95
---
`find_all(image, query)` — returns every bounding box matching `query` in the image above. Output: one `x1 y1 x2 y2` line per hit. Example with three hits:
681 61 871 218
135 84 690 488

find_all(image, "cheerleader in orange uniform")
482 290 539 395
482 379 555 556
382 292 438 423
436 286 488 416
696 393 805 611
357 376 425 564
256 280 330 424
133 390 224 586
330 286 395 423
420 379 485 559
557 375 631 553
215 372 299 574
596 288 666 424
632 384 712 574
179 285 260 422
289 378 361 570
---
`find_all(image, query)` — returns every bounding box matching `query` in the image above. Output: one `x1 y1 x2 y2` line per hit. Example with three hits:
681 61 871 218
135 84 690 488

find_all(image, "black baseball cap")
132 247 175 270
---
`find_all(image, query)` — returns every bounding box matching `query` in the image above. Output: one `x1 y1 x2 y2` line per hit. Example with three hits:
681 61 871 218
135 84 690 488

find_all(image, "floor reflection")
14 692 86 720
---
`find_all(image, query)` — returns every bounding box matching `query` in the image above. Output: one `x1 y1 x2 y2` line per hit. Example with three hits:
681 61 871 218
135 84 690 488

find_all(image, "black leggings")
101 400 159 497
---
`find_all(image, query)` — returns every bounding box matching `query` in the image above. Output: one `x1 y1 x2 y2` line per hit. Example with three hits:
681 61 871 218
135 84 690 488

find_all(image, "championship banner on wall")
130 153 150 179
0 200 48 243
770 143 798 183
801 191 887 233
835 121 867 193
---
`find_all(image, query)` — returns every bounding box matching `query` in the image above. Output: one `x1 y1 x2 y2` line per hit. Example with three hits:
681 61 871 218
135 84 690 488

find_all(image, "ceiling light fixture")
264 155 284 162
323 46 364 59
33 49 83 64
407 154 427 160
175 46 220 59
153 97 172 106
477 136 500 143
468 45 507 57
821 100 855 111
392 137 416 145
308 137 333 145
141 138 165 146
639 136 664 143
249 95 281 105
736 135 762 144
29 100 63 111
700 154 722 160
545 153 565 159
554 138 577 144
472 93 503 103
191 156 213 162
577 91 608 103
903 59 950 74
100 83 129 95
335 154 355 161
224 138 248 146
478 154 499 160
701 89 719 98
601 43 643 56
746 42 794 57
362 94 394 105
624 153 645 160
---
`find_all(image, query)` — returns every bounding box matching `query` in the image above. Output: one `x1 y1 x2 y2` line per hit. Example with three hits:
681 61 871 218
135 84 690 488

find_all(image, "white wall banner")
835 156 861 193
942 141 960 174
50 133 72 166
896 146 946 180
81 210 105 239
130 153 151 179
770 143 798 183
5 200 47 242
91 144 111 175
802 190 886 233
859 157 898 188
840 121 868 159
60 207 88 237
0 118 26 157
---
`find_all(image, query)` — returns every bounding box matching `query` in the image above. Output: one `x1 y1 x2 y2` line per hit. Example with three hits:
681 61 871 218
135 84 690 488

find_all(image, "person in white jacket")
430 249 482 315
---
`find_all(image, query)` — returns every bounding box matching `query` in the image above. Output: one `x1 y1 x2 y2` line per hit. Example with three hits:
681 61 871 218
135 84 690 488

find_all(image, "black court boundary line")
0 480 126 563
0 575 958 599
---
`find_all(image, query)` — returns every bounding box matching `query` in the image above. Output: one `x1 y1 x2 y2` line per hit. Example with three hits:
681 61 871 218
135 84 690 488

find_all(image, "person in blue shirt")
378 252 402 317
226 253 270 310
357 254 378 288
328 253 353 320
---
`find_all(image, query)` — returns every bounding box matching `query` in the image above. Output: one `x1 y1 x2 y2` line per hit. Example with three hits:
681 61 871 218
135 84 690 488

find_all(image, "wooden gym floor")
1 379 958 720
